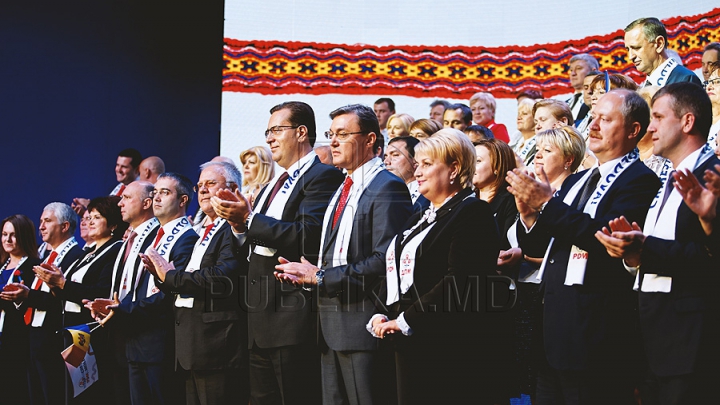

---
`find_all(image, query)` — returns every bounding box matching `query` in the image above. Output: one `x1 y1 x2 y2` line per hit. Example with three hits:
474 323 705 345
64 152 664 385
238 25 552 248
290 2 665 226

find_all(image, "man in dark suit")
212 101 343 405
109 173 198 405
4 202 84 404
277 104 413 405
384 136 430 214
596 82 720 404
507 89 661 404
566 53 599 124
624 17 702 88
144 162 250 405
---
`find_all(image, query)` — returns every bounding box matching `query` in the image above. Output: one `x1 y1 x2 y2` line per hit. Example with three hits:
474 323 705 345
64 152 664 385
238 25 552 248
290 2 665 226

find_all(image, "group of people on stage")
2 15 720 405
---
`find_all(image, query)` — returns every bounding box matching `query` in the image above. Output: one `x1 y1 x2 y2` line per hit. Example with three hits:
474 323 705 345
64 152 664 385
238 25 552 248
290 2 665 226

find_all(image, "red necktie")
261 172 290 213
115 184 126 197
25 251 58 325
202 223 215 242
123 231 137 263
332 177 354 229
153 228 165 249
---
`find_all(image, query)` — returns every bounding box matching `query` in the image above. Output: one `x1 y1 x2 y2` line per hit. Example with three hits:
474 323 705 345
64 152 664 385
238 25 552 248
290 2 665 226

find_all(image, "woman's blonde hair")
414 128 476 188
535 125 586 172
240 146 274 188
387 113 415 134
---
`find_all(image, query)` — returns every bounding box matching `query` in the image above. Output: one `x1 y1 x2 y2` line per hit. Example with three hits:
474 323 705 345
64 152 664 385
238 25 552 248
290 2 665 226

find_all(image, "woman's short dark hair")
87 196 128 237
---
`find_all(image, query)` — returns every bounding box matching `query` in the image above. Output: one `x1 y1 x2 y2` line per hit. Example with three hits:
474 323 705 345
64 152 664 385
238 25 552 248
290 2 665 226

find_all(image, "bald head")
118 180 155 228
139 156 165 184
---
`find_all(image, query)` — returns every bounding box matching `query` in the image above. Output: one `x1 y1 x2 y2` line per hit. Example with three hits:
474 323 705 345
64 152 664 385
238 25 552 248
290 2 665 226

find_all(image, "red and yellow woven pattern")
223 8 720 99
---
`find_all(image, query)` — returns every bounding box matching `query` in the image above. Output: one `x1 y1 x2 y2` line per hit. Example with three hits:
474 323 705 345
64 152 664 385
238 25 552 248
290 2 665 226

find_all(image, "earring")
493 171 498 175
450 178 455 185
564 165 569 170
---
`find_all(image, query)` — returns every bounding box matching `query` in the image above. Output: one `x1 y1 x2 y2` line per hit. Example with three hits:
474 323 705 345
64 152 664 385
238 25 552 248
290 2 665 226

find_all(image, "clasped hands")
506 168 554 228
83 292 120 326
210 188 253 233
274 256 318 286
370 316 401 339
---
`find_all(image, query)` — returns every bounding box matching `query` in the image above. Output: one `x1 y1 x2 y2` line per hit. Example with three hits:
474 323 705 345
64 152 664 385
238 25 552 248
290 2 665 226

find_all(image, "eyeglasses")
704 78 720 89
264 125 299 137
150 189 173 198
193 180 236 192
324 130 365 140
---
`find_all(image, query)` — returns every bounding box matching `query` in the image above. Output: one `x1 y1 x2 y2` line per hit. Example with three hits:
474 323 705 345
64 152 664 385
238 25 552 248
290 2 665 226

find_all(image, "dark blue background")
0 0 225 238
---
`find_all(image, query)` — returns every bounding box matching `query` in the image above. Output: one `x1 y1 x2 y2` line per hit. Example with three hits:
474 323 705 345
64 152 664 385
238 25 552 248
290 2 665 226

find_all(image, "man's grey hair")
569 53 600 70
199 161 242 188
43 202 77 235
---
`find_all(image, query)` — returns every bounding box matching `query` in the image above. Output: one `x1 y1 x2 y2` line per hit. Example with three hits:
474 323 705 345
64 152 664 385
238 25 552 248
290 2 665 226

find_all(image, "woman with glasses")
240 146 274 207
368 129 510 405
0 214 41 404
705 63 720 152
33 196 127 403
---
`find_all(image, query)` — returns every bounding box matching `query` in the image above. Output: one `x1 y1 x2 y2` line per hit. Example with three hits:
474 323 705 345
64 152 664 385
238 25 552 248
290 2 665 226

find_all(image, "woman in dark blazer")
0 214 42 405
33 196 126 404
369 128 510 405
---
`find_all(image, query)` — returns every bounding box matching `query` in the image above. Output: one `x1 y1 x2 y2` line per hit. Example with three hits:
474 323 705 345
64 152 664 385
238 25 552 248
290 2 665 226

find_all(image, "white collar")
345 157 382 185
277 151 316 177
51 236 77 253
673 146 705 172
597 153 626 177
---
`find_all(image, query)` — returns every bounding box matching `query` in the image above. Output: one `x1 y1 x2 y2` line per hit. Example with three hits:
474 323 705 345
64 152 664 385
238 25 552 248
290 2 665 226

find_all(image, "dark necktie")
332 177 354 229
657 170 677 216
572 168 601 210
260 172 290 214
569 93 581 110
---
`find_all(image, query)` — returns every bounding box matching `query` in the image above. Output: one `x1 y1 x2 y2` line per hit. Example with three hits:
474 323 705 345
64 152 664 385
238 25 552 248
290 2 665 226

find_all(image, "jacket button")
251 279 257 285
175 321 180 325
549 259 554 264
322 261 327 267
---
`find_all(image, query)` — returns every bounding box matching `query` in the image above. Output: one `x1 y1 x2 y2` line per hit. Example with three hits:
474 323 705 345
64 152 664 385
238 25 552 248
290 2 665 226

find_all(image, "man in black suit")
212 101 343 405
507 89 661 404
566 53 599 124
384 136 430 213
145 162 250 405
277 104 413 405
624 17 702 88
596 82 720 404
108 173 198 405
4 202 84 404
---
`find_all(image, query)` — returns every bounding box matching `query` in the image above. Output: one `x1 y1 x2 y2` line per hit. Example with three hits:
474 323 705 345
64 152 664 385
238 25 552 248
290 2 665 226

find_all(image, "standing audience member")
469 92 510 143
0 214 41 405
527 99 574 170
386 113 414 139
704 63 720 148
575 70 602 136
637 85 669 176
507 89 661 404
512 98 538 166
369 129 506 405
212 101 344 405
385 136 431 213
146 162 250 405
429 99 449 121
624 17 702 88
566 54 600 123
701 42 720 82
473 138 518 242
240 146 274 206
408 118 442 140
276 104 413 405
72 148 143 215
463 125 494 143
373 98 395 138
442 103 472 131
596 82 720 405
138 157 165 184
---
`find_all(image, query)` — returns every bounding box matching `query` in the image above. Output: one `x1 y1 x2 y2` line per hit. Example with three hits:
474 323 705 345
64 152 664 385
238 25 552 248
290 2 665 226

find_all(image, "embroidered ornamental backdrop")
224 8 720 99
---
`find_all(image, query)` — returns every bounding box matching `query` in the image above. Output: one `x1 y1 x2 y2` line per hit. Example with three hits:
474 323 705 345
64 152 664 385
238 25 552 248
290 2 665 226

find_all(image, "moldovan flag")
62 323 99 398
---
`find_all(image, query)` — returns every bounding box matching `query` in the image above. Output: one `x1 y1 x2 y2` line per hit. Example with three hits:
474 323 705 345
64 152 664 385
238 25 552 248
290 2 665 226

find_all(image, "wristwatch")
315 269 325 289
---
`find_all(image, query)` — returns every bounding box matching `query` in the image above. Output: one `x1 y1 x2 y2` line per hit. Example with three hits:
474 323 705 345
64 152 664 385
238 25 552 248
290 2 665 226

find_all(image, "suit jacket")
665 65 703 87
1 256 41 351
23 242 83 358
518 159 660 371
53 239 121 327
638 155 720 377
245 158 343 349
318 169 413 351
115 228 197 363
160 222 249 370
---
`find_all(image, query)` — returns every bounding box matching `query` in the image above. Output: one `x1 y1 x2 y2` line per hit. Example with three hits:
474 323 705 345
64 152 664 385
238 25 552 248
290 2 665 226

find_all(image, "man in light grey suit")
277 104 413 405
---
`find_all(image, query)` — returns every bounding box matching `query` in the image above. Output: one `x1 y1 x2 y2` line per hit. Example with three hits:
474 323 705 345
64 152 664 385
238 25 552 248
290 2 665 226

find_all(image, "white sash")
385 222 436 306
517 136 537 164
138 217 195 300
317 158 384 268
707 121 720 149
175 218 226 308
645 57 678 88
32 237 78 327
63 240 122 313
111 218 159 300
635 145 714 293
537 149 639 284
407 180 421 204
252 152 315 257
